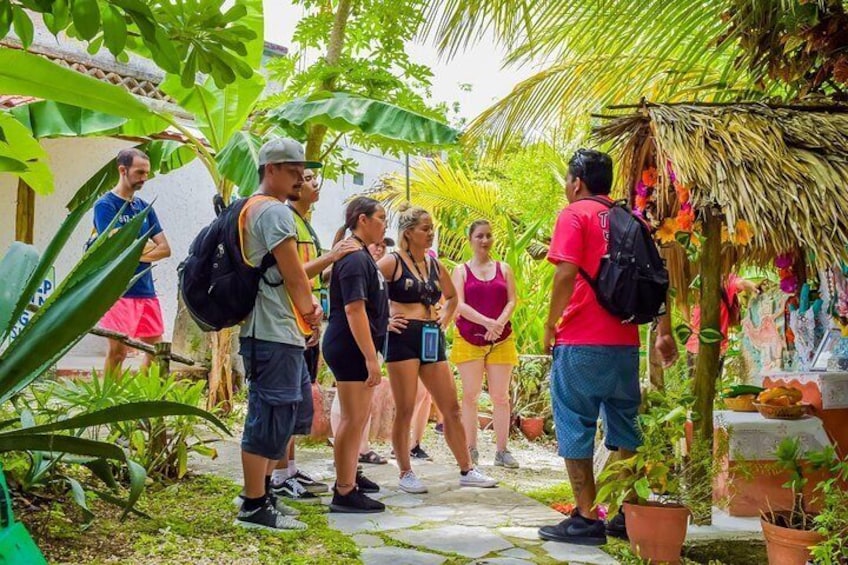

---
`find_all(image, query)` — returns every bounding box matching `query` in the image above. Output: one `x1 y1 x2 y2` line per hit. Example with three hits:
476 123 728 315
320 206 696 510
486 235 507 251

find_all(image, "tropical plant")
595 384 710 516
810 450 848 565
0 191 228 518
31 366 221 481
0 0 257 88
259 0 453 167
424 0 848 154
510 355 551 419
764 438 836 530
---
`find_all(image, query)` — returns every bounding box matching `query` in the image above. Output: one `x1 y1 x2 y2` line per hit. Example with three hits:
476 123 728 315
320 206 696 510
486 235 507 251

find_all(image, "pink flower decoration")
635 180 649 197
680 202 692 212
666 161 677 184
780 276 798 294
775 254 793 269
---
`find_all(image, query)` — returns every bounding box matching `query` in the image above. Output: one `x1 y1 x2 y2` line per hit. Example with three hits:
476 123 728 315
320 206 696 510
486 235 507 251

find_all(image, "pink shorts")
99 297 165 339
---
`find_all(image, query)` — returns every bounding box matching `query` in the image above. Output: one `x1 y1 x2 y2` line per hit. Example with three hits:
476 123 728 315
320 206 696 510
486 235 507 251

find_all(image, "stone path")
191 436 619 564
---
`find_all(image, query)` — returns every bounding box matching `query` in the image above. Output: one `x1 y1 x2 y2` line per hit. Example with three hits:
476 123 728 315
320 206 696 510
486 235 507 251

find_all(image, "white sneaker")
398 470 428 494
460 468 497 488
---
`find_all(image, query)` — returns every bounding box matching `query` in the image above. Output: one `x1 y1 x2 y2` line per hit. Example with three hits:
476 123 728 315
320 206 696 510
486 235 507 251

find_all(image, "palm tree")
423 0 845 153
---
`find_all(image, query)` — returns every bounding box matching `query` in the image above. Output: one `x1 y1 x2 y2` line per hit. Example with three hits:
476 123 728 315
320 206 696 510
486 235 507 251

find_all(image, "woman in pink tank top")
450 220 520 469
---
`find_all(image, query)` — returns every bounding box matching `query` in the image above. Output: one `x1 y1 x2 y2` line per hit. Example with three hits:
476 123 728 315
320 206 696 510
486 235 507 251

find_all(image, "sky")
262 1 536 123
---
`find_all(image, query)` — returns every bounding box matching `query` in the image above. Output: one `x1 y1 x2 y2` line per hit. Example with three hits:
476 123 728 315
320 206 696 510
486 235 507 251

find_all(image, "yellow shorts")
450 333 519 366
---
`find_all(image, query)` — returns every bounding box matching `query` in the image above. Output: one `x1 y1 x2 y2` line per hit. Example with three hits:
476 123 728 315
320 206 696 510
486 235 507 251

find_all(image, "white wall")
1 137 217 356
1 137 409 359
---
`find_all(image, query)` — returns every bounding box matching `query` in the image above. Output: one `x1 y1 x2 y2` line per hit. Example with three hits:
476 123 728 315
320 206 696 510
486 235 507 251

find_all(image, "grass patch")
21 474 358 564
522 481 574 506
603 537 767 564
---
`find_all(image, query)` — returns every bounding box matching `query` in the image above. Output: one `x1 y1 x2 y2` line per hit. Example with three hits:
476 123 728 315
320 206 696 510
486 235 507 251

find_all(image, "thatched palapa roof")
594 103 848 267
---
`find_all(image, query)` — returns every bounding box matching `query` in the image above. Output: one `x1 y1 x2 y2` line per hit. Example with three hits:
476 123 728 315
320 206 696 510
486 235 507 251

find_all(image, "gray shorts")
239 338 305 460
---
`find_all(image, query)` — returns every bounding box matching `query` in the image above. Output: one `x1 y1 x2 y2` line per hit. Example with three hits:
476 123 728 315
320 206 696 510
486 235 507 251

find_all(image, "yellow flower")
732 220 754 246
656 218 679 244
721 225 729 243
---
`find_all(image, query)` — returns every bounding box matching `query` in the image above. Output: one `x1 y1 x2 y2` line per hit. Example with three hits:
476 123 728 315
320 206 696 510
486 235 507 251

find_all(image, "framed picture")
811 328 842 371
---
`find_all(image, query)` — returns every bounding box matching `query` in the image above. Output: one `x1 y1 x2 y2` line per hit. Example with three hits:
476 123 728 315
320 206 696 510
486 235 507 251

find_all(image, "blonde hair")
396 203 430 251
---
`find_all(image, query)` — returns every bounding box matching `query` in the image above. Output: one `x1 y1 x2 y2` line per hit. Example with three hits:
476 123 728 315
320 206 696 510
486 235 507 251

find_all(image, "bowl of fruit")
721 385 765 412
753 386 810 420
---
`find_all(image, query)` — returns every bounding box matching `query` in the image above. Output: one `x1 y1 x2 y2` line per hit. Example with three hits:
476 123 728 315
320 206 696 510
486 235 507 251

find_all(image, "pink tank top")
456 262 512 346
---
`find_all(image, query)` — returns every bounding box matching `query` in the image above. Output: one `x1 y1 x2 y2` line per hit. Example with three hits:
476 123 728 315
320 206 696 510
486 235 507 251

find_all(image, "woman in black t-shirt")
323 197 389 514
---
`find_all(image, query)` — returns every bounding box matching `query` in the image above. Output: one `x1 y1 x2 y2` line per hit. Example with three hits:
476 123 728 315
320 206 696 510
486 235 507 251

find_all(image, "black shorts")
323 334 386 382
385 320 447 364
304 343 320 384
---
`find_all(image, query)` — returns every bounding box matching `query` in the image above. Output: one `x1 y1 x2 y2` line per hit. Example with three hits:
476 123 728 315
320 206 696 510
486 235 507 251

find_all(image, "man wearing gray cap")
234 138 324 532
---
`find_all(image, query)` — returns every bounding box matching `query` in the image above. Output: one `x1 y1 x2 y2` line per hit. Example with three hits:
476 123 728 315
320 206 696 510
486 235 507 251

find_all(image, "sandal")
358 450 388 465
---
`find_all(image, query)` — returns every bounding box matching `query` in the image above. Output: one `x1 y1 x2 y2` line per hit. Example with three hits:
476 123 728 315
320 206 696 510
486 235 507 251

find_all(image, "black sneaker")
356 471 380 494
235 498 307 531
606 509 628 540
329 487 385 514
271 477 320 504
293 470 329 494
538 508 607 546
410 444 432 460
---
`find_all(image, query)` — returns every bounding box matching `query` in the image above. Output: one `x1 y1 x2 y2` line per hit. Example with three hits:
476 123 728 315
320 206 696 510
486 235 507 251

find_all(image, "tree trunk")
305 0 354 161
208 328 234 413
647 325 665 390
15 179 35 244
691 207 723 525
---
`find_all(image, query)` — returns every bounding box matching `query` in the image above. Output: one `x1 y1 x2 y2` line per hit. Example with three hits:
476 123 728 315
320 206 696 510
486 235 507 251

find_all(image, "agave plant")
0 192 228 518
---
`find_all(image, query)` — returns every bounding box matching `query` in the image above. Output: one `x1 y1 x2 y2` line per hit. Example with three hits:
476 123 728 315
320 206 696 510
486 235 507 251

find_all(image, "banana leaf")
0 49 154 120
267 93 460 146
0 112 53 194
10 100 126 138
0 209 151 403
217 130 262 196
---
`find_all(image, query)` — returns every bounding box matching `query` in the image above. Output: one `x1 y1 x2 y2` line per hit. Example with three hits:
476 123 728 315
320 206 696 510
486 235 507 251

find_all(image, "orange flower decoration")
642 166 658 187
635 195 649 210
674 183 690 203
676 208 695 231
721 225 729 243
656 218 679 244
731 220 754 246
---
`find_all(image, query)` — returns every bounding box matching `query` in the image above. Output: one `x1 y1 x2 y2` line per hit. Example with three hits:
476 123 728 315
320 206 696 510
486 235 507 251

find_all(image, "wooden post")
691 207 723 525
15 179 35 244
155 342 172 377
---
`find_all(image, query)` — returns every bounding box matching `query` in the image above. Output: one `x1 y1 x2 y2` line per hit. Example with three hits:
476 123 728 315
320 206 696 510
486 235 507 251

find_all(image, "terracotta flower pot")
519 416 545 441
623 501 690 564
478 414 493 430
761 516 824 565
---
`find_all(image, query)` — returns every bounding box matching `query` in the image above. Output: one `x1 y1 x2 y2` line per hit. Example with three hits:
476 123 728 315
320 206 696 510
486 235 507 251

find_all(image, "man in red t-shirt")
539 149 677 546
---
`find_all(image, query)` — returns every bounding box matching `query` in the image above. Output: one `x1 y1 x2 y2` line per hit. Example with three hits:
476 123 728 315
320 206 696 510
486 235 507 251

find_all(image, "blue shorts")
239 338 304 460
293 355 313 436
550 345 641 459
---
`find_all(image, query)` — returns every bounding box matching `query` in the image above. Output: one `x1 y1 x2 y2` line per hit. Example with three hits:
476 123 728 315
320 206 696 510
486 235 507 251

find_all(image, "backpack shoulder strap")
581 195 616 208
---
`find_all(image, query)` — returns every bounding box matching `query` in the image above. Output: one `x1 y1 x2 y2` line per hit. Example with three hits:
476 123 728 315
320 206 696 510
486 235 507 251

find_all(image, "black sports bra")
387 252 442 305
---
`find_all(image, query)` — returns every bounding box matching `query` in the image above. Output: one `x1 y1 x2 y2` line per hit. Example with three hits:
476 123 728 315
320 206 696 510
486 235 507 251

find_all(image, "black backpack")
178 195 280 332
578 197 669 324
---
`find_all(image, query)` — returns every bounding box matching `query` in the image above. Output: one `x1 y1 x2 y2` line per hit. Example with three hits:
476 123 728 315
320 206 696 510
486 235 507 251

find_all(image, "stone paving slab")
361 546 446 565
390 524 514 559
542 541 620 564
473 558 534 565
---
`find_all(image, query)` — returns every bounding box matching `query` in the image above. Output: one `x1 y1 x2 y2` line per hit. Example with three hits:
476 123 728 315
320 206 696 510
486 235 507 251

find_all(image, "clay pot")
623 501 690 564
519 416 545 441
761 516 824 565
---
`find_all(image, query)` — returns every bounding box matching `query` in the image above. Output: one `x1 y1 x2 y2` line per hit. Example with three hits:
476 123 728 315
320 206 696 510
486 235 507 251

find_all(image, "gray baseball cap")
258 137 322 169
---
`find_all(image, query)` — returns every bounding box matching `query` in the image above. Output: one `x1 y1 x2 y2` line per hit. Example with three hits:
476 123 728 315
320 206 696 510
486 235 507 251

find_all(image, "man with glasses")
234 138 324 532
270 168 362 503
539 149 677 546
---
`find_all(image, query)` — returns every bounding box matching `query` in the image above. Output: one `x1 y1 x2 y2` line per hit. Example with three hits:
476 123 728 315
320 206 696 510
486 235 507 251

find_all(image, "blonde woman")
451 220 519 468
377 204 497 493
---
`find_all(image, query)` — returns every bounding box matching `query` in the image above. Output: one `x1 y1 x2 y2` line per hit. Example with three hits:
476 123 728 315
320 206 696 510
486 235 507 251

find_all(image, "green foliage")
33 367 225 481
596 377 710 516
1 0 259 88
768 438 835 530
510 355 551 419
811 451 848 565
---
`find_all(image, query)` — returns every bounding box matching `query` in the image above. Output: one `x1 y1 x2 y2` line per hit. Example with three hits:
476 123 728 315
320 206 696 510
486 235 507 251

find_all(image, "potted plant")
511 355 552 440
760 438 832 565
596 390 706 564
